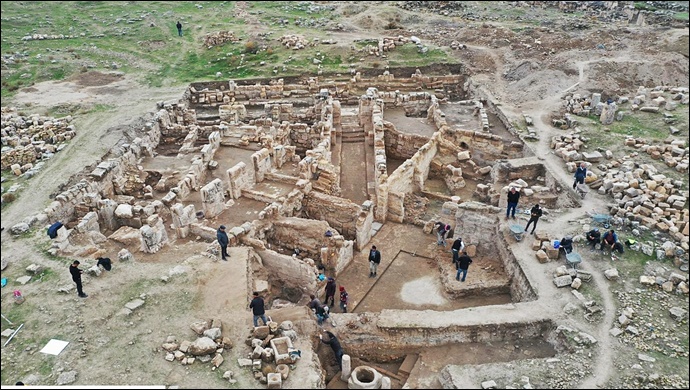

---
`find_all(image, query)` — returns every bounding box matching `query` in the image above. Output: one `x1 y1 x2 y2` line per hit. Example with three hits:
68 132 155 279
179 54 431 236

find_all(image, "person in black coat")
324 277 336 307
506 187 521 220
320 331 344 369
176 21 183 36
586 228 601 250
524 204 543 234
217 225 229 261
455 251 473 282
69 260 87 298
249 292 268 327
368 245 381 278
573 162 587 189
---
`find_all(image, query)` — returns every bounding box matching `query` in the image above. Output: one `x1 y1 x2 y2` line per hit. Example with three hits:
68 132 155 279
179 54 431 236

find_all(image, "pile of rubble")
550 133 605 165
592 157 688 245
1 107 75 174
238 319 299 388
202 31 241 49
623 137 688 172
279 34 311 50
21 33 81 41
355 36 419 57
557 86 687 129
160 319 234 373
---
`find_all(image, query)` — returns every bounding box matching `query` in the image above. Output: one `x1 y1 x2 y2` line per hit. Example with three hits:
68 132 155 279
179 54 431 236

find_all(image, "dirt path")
518 94 618 387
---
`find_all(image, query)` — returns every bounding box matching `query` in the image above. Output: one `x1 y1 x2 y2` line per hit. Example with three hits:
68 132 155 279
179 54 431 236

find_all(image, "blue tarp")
47 222 63 239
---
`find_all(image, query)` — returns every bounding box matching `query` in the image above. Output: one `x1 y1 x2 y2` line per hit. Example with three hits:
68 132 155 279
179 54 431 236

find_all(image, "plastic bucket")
553 240 560 249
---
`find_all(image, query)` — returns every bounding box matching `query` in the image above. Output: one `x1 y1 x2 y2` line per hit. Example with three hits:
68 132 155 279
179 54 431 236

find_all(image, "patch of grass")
634 2 657 11
386 44 455 68
674 11 689 21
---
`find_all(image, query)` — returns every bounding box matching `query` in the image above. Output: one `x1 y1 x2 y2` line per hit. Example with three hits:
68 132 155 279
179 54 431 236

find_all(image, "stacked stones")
623 137 688 172
279 34 310 50
639 268 689 295
239 320 297 388
357 36 412 57
550 133 590 163
21 33 80 41
1 107 75 173
202 31 240 48
161 319 233 377
594 158 689 250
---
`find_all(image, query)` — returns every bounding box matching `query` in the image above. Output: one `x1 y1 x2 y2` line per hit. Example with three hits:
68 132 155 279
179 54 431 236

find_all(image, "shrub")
244 41 259 54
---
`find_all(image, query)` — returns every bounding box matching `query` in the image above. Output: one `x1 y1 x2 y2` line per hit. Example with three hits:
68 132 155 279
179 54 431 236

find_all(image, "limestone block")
531 239 542 251
267 373 282 389
604 268 619 280
536 250 548 263
554 275 573 287
544 245 560 260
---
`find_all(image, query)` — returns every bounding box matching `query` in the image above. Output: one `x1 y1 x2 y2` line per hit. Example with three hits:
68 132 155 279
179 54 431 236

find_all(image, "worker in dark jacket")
249 291 268 327
69 260 87 298
455 251 473 282
324 277 336 307
524 204 543 234
506 187 521 220
320 331 344 369
573 162 587 189
217 225 229 261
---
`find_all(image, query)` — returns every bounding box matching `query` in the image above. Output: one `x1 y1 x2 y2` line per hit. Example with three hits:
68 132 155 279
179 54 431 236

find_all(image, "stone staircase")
340 114 365 143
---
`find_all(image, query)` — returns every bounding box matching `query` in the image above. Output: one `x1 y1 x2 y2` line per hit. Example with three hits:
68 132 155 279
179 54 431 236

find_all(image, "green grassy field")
1 1 456 98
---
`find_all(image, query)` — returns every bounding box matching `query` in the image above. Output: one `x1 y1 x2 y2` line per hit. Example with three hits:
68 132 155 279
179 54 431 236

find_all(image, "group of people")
451 237 473 282
585 228 624 254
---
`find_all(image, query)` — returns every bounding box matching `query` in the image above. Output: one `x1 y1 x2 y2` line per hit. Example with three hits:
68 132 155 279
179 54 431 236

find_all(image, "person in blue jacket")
217 225 229 261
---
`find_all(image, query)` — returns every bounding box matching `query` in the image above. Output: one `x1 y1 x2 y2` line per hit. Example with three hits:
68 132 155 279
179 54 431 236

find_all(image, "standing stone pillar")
600 102 616 125
591 93 601 108
341 354 351 381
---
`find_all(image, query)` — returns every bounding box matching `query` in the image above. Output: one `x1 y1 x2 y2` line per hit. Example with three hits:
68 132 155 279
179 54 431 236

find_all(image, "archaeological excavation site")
1 1 688 389
0 69 633 388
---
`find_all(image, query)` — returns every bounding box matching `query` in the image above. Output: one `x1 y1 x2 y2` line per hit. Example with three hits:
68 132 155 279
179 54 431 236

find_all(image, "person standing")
176 21 183 36
320 331 344 369
368 245 381 278
506 187 520 220
217 225 229 261
324 277 336 307
339 286 349 313
249 292 268 327
451 237 465 263
69 260 87 298
455 251 473 282
573 162 587 189
524 204 543 234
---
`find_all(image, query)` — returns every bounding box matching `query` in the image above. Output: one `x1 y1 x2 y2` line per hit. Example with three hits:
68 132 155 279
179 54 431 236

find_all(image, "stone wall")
227 161 255 199
200 178 226 219
302 192 361 240
252 148 272 183
493 157 581 209
338 311 553 357
257 249 318 302
383 121 431 160
267 217 332 260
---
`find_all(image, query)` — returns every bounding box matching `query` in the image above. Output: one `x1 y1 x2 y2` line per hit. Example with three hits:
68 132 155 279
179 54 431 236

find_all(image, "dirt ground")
1 2 688 388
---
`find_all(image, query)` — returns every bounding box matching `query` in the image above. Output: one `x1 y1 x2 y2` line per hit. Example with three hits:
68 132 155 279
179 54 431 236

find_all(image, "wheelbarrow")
565 252 582 270
575 183 589 199
591 213 612 229
509 224 525 242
